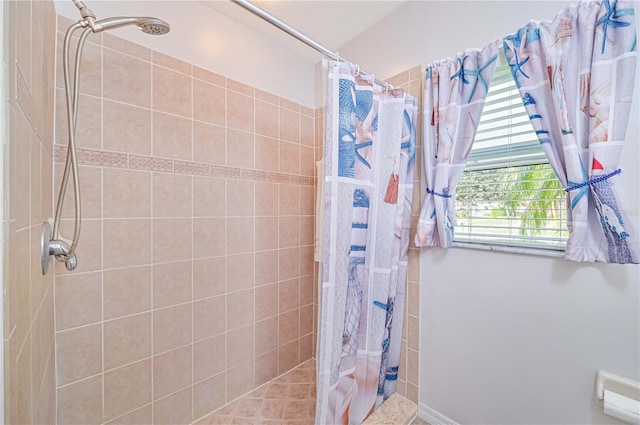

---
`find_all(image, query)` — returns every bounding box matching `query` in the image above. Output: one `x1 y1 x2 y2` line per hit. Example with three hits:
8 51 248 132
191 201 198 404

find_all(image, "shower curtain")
316 60 418 425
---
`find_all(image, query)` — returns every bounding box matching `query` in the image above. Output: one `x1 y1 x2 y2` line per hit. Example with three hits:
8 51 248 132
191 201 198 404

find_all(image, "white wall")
338 1 640 424
336 1 568 82
54 0 317 107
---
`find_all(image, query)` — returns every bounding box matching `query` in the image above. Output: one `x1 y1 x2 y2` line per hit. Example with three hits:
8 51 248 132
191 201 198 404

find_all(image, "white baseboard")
418 402 460 425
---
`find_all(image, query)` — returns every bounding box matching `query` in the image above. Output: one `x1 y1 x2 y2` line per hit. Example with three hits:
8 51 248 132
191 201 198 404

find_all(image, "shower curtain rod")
231 0 391 88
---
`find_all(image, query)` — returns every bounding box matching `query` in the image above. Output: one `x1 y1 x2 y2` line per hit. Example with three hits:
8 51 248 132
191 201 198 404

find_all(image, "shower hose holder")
41 220 78 274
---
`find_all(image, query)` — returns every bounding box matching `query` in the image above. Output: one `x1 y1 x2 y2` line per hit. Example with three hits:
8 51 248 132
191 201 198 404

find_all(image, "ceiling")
200 0 406 62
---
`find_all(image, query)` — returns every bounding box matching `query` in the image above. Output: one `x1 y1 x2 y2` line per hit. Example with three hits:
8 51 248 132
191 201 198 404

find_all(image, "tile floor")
194 359 316 425
194 358 431 425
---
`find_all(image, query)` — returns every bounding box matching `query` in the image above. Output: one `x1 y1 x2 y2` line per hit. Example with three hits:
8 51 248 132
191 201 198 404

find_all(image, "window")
454 54 569 250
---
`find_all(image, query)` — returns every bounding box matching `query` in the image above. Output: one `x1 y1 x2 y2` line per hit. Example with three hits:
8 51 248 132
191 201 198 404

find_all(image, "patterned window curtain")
316 60 418 425
415 41 500 247
503 0 638 263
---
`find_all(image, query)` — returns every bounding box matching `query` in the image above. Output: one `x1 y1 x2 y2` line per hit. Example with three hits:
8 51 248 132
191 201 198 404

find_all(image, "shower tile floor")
194 359 430 425
194 359 316 425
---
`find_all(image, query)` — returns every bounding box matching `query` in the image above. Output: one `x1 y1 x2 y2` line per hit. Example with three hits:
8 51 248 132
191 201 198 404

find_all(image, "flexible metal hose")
46 8 168 272
51 22 92 263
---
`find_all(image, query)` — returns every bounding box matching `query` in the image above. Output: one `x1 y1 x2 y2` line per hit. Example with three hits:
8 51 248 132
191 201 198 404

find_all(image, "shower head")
137 19 171 36
91 16 170 35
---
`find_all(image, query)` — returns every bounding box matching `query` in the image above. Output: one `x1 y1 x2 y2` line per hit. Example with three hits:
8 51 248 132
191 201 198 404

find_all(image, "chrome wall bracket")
41 220 78 275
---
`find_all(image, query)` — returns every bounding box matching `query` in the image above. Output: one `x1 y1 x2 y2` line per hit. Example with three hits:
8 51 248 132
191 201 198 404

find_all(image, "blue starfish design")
504 27 540 50
450 55 470 84
467 53 497 103
524 27 541 45
596 0 634 54
402 110 416 167
338 127 355 178
450 53 498 103
507 47 530 88
355 140 373 169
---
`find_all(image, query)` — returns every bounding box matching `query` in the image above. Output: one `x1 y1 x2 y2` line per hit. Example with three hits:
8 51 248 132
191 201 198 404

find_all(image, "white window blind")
454 54 569 250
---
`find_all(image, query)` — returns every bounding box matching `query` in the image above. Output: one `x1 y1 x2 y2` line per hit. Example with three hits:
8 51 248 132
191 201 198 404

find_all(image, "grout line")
251 84 258 393
56 369 103 391
223 132 229 406
100 179 105 422
190 87 196 420
97 37 106 422
149 53 155 423
103 401 152 425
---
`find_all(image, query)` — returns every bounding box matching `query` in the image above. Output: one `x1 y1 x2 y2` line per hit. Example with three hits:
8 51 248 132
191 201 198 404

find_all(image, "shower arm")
231 0 391 89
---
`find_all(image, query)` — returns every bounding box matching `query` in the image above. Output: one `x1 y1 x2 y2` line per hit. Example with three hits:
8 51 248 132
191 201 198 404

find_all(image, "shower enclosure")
2 0 421 423
48 9 319 422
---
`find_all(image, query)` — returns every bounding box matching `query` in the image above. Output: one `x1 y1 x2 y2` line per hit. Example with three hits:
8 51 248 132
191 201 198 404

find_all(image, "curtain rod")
230 0 391 88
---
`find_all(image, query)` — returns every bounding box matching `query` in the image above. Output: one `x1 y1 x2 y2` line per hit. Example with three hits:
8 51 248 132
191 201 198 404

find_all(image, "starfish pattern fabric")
415 40 500 248
316 60 418 424
503 0 638 263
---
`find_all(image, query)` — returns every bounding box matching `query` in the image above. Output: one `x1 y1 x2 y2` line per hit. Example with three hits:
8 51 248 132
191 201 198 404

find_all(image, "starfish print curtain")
415 40 500 247
316 60 418 424
503 0 638 263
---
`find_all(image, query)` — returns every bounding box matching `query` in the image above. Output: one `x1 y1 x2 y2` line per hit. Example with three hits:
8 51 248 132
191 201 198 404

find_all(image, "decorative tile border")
55 146 315 186
79 149 128 168
55 145 128 168
54 145 66 163
268 172 290 184
129 154 173 173
174 160 210 176
211 165 241 179
241 169 269 182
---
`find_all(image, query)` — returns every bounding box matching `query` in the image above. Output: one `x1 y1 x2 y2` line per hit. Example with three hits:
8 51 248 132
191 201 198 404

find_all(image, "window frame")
452 51 568 254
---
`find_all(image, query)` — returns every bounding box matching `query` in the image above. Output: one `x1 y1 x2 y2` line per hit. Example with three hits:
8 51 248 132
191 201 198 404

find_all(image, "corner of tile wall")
4 1 58 424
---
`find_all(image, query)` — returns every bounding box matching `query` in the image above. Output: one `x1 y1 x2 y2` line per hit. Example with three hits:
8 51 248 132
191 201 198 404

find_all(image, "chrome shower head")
92 16 170 35
138 19 171 35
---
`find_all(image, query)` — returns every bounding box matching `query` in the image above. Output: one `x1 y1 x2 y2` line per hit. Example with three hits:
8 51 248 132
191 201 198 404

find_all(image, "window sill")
452 241 566 258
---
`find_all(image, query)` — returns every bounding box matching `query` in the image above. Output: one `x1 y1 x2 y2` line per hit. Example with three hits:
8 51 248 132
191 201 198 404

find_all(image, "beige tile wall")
313 108 323 358
53 16 316 424
3 1 58 424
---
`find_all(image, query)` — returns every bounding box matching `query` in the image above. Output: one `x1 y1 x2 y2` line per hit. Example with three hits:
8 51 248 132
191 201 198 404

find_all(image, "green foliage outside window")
456 163 569 246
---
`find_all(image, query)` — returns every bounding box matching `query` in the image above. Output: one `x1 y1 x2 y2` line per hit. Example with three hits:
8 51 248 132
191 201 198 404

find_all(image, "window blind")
465 60 548 171
454 55 569 250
